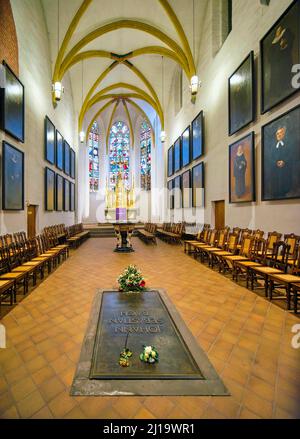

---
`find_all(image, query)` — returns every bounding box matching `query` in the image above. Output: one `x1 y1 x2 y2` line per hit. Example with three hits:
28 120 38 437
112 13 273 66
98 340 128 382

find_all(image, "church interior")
0 0 300 421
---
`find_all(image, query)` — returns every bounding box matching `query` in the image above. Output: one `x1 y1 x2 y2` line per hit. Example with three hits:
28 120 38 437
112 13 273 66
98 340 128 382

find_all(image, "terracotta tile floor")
0 237 299 419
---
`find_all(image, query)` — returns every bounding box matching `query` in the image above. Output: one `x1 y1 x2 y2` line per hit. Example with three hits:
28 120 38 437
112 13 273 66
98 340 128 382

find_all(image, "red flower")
140 280 146 287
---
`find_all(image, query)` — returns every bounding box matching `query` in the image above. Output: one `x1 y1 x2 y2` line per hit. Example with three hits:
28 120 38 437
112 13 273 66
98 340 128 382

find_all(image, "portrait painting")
229 52 255 135
174 137 181 173
182 170 192 208
64 140 70 175
192 162 205 208
70 148 75 179
181 126 191 168
56 174 63 211
70 182 75 212
45 116 55 165
1 62 25 143
192 111 204 160
262 105 300 201
167 179 174 210
261 0 300 113
64 178 70 211
45 167 55 211
229 132 256 203
56 130 63 171
2 141 24 210
167 145 174 177
173 175 182 209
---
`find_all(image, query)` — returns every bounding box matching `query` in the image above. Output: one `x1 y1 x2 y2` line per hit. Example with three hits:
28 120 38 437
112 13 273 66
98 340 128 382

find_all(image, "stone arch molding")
51 0 198 132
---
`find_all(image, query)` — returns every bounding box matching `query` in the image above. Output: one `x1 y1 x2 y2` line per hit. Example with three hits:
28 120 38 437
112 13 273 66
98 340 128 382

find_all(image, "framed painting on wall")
262 104 300 201
228 51 255 136
181 126 191 168
56 130 64 171
229 132 256 203
64 140 70 175
64 178 70 211
192 162 205 208
45 167 55 211
182 169 192 208
70 148 75 179
2 141 24 210
174 137 181 173
0 61 25 143
192 111 204 160
70 182 75 212
173 175 182 209
261 0 300 114
167 179 174 210
167 145 174 177
45 116 55 165
56 174 63 211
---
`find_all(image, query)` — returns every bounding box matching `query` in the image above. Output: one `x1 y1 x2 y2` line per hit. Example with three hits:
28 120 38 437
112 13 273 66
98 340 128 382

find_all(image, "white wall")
0 0 77 235
164 0 300 234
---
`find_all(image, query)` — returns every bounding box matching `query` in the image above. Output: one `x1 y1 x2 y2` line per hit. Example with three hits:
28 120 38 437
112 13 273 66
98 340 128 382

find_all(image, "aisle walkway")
0 238 299 419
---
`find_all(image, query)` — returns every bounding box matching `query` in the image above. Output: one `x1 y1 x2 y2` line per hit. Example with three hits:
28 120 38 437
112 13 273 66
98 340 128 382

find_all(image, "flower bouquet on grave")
119 333 132 367
140 345 159 364
117 265 146 292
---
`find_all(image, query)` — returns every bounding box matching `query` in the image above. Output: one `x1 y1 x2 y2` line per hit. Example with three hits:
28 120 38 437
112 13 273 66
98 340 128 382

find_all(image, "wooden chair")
194 229 219 262
0 279 15 315
184 228 211 254
233 238 266 287
268 246 300 312
210 233 239 271
221 235 256 277
290 283 300 314
249 241 290 298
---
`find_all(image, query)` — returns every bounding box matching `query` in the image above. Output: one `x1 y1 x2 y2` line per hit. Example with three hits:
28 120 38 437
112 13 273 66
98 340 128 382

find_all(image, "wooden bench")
137 223 157 244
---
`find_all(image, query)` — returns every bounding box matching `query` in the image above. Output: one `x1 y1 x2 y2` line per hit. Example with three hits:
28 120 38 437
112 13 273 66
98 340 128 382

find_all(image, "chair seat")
12 266 34 273
252 266 282 274
269 274 300 283
224 255 248 261
0 272 25 280
22 262 42 267
0 279 14 289
213 251 232 256
32 257 49 261
235 261 261 267
203 247 220 252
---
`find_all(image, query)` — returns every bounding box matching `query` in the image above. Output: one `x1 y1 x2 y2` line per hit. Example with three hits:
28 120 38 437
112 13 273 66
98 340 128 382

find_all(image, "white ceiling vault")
41 0 208 140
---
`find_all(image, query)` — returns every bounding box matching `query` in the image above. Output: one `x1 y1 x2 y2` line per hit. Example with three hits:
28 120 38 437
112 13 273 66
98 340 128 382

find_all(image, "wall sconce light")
79 131 85 143
160 131 166 143
52 81 64 101
190 75 201 95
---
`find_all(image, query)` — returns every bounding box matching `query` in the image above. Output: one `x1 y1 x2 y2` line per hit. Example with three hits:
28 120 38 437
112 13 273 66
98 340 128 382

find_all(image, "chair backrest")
252 238 267 261
291 246 300 275
253 229 264 240
240 235 255 257
269 241 290 271
267 231 282 251
217 231 227 248
209 230 218 246
284 234 300 257
226 234 238 252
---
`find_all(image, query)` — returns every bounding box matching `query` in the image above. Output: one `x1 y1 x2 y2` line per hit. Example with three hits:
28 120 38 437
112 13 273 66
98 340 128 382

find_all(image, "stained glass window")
140 120 151 191
88 121 99 192
109 121 130 190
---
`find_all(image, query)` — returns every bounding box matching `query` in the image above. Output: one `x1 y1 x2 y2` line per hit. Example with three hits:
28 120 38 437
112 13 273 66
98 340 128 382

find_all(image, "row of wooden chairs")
0 235 69 315
156 223 185 244
0 232 27 248
66 223 90 248
136 223 157 244
44 224 66 240
184 227 300 313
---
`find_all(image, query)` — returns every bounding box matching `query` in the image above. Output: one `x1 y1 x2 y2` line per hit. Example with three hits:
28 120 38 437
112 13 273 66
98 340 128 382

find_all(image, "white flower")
144 346 152 355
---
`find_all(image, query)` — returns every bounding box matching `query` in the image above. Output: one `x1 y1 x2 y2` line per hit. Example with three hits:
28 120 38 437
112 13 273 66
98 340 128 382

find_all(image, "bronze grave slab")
70 289 229 396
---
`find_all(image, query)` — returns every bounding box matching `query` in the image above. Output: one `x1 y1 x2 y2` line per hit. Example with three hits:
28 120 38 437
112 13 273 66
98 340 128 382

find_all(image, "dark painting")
229 132 256 203
261 0 300 113
192 111 204 160
64 140 70 175
167 145 174 177
70 148 75 179
45 116 55 165
56 130 63 170
64 178 70 211
174 137 181 173
174 175 182 209
167 179 174 210
181 126 191 168
262 105 300 201
56 174 63 211
182 169 192 208
70 182 75 212
1 62 25 143
229 52 255 135
45 167 55 211
192 162 205 208
2 141 24 210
